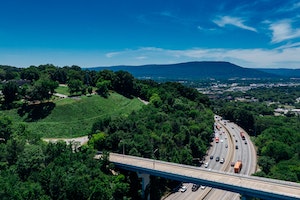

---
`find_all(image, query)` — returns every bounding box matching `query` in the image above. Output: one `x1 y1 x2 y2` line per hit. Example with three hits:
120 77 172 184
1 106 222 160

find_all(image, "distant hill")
256 68 300 78
88 61 279 80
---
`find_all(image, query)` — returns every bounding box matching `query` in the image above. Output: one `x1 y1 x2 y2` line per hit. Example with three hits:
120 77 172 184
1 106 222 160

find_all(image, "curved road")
164 115 257 200
204 118 257 200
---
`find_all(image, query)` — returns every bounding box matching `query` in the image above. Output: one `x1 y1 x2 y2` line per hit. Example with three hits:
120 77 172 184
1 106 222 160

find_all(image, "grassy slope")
2 92 144 138
54 85 70 95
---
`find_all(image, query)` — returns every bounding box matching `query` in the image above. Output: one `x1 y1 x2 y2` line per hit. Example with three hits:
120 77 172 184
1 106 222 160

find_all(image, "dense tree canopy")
20 66 40 81
0 118 131 199
90 81 213 165
2 81 19 107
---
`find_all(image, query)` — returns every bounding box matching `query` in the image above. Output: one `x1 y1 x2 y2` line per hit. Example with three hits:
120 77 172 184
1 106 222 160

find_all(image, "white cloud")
276 42 300 49
105 52 121 58
3 46 300 69
213 16 257 32
104 46 300 68
135 56 147 60
269 20 300 43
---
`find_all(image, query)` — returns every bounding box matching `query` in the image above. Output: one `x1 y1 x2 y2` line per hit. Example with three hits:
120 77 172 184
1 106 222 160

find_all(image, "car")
231 162 235 167
220 158 225 164
235 145 238 149
210 155 214 159
191 184 200 192
225 144 228 148
216 156 220 162
231 127 234 129
235 139 238 142
220 139 224 143
200 185 206 190
204 162 209 168
179 185 187 193
245 140 247 144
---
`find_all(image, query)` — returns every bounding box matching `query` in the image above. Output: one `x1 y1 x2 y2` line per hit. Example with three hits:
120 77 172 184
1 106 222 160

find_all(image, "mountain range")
88 61 300 80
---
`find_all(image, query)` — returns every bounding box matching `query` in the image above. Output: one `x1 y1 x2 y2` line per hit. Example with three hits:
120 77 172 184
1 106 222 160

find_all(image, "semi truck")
234 161 242 173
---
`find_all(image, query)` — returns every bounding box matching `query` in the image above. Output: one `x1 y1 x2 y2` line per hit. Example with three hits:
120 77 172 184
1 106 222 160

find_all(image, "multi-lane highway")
203 116 257 200
164 115 257 200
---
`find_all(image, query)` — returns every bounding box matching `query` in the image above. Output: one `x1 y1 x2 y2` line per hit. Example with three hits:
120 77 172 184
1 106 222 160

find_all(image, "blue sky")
1 0 300 68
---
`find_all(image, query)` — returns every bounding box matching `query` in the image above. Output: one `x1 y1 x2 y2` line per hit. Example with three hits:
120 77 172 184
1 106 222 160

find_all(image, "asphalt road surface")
164 115 257 200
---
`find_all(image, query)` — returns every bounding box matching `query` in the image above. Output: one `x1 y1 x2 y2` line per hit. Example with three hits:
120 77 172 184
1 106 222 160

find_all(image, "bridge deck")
103 153 300 200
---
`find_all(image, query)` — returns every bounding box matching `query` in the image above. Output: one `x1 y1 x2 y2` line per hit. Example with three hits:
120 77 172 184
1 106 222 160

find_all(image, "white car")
179 185 187 193
204 162 209 168
200 185 206 190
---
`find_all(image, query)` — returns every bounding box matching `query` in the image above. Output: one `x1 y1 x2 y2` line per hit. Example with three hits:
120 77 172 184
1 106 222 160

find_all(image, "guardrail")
107 152 300 200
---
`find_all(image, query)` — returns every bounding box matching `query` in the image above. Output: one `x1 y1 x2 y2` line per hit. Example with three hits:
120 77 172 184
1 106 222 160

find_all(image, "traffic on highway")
164 115 257 200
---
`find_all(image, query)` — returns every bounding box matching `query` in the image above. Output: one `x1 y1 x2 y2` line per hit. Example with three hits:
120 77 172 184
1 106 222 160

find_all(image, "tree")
16 144 45 180
66 66 83 81
2 81 19 106
112 71 135 98
0 68 6 80
0 116 13 142
68 79 83 95
96 80 110 97
20 66 40 81
97 70 116 87
258 156 276 174
29 78 59 101
51 68 67 83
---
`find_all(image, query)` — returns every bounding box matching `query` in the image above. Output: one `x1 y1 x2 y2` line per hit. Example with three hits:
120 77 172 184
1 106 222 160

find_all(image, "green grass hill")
1 92 144 138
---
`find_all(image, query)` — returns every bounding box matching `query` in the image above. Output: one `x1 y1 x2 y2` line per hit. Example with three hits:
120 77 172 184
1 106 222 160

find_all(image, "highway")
162 115 257 200
203 117 257 200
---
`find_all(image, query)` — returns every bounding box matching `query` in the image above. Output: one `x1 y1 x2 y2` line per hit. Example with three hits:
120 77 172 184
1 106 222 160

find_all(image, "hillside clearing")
1 93 144 138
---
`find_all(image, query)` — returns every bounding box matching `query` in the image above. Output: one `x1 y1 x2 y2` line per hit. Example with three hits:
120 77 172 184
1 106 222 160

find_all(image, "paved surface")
105 153 300 200
43 136 89 146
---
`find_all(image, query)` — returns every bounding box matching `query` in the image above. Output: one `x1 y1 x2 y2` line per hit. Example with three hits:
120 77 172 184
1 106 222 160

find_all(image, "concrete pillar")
138 173 150 200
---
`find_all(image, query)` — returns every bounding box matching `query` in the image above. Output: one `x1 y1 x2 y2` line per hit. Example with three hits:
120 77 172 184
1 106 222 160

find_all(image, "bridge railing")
109 152 300 188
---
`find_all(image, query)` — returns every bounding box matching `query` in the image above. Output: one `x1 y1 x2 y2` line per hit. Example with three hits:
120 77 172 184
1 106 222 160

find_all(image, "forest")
0 64 213 199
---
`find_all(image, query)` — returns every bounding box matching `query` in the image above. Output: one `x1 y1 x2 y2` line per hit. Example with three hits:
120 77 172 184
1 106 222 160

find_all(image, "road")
203 117 257 200
164 115 257 200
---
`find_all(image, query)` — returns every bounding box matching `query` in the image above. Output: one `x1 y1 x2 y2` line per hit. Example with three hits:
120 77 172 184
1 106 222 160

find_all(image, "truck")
240 132 245 140
234 161 242 173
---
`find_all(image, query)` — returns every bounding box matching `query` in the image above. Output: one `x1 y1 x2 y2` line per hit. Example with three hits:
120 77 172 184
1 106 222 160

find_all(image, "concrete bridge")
101 153 300 200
